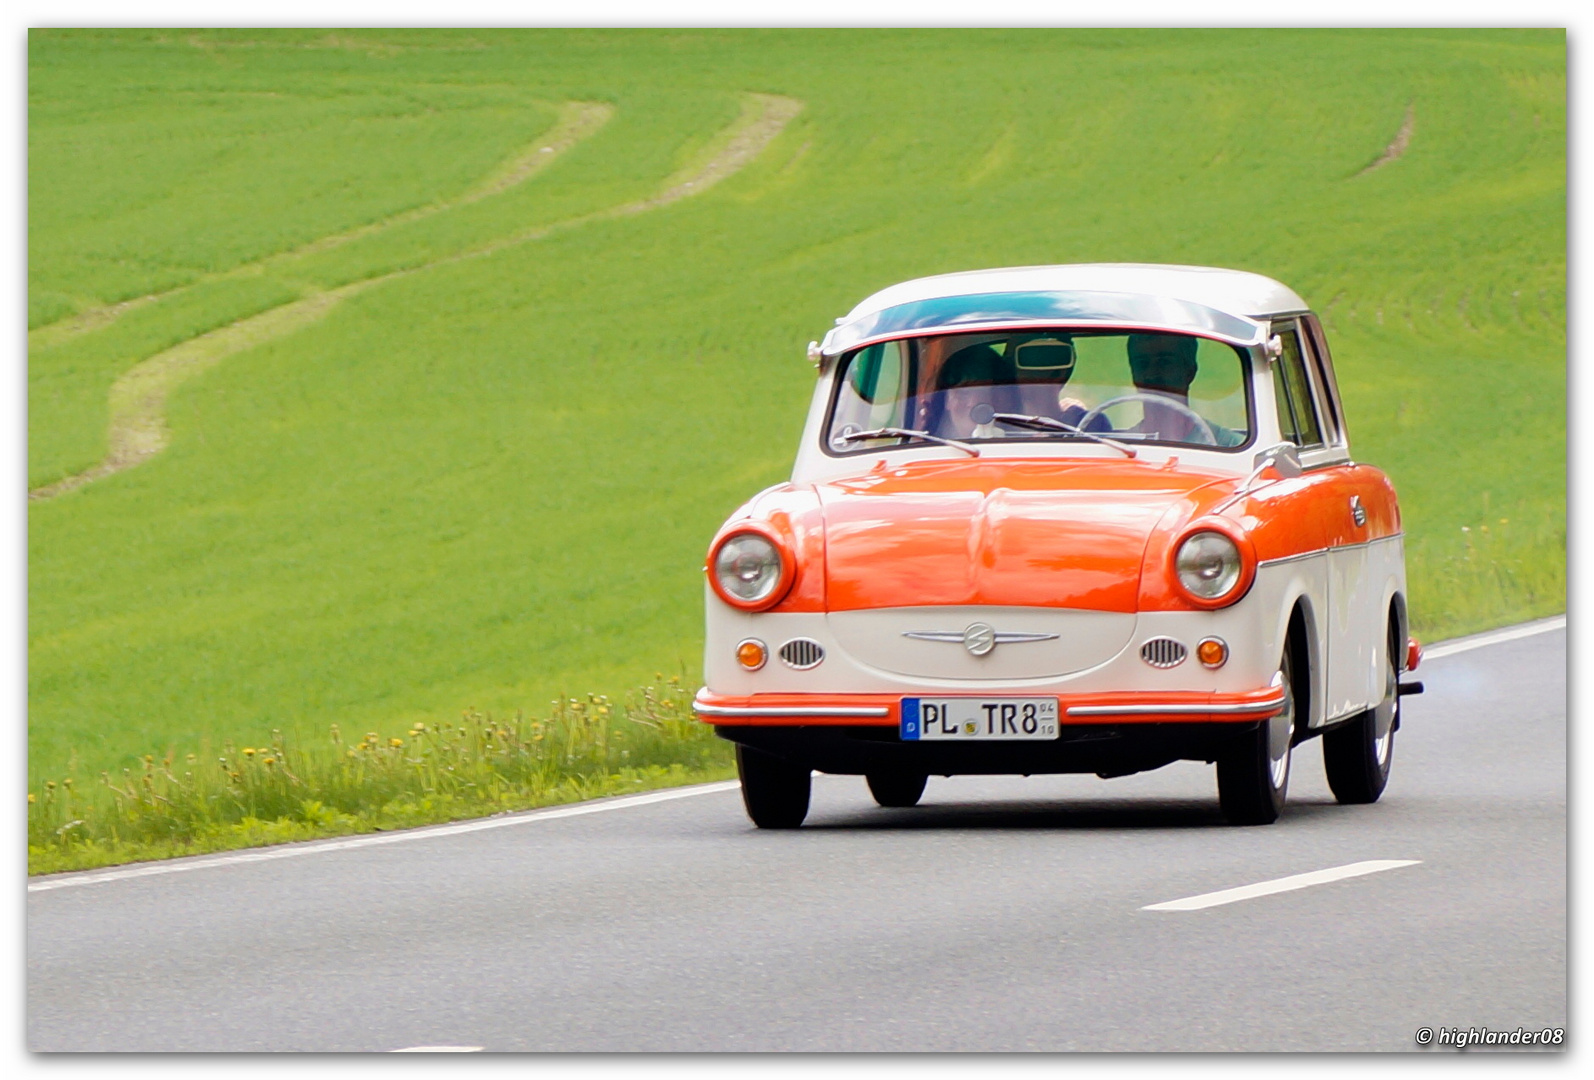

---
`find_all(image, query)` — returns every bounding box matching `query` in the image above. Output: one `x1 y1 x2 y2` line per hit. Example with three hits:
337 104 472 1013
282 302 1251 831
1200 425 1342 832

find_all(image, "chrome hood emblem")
963 622 996 656
903 623 1059 657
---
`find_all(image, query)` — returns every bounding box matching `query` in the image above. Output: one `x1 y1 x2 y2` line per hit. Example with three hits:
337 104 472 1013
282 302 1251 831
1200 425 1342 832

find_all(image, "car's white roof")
843 264 1309 323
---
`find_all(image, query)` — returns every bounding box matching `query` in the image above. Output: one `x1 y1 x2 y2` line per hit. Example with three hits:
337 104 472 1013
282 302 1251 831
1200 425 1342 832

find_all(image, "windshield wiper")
992 413 1137 459
839 427 980 458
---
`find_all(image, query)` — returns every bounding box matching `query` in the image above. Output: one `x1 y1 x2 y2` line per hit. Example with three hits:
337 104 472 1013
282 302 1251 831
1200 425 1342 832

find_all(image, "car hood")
814 458 1234 612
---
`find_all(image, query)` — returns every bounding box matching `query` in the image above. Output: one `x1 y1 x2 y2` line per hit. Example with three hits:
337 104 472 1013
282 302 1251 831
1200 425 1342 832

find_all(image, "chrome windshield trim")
820 290 1268 356
693 703 892 718
1067 694 1286 717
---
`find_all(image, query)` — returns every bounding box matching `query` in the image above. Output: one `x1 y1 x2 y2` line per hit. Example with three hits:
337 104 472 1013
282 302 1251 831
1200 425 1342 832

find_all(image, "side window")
1301 314 1346 444
1272 325 1324 448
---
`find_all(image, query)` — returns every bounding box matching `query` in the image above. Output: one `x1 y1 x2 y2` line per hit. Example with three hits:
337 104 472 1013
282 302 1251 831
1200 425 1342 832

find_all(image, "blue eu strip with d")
900 698 920 741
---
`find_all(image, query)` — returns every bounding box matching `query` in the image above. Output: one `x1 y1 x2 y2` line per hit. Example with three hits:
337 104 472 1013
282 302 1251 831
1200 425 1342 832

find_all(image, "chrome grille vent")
779 638 825 670
1140 637 1187 669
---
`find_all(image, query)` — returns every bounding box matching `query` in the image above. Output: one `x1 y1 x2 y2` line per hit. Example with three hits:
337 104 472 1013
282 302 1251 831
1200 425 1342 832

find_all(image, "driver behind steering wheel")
1122 333 1243 446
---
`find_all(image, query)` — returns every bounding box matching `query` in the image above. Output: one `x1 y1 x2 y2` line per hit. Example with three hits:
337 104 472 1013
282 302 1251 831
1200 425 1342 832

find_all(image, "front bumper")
693 681 1287 726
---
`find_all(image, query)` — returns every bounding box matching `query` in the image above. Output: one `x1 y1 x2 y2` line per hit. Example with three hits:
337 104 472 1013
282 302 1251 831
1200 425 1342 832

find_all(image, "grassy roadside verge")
28 679 734 877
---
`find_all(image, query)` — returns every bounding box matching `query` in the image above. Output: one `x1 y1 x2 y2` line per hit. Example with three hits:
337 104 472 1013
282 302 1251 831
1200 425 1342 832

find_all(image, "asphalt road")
28 621 1566 1052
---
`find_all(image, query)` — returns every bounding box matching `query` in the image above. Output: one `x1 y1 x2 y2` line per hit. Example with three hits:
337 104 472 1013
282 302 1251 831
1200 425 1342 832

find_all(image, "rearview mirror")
1013 338 1075 374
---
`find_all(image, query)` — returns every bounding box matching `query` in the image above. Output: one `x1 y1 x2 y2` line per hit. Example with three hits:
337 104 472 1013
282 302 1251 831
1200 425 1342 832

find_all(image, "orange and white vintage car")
695 265 1422 827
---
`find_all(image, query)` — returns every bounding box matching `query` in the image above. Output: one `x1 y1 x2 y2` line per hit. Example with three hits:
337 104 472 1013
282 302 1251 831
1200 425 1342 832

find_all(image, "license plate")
901 697 1059 741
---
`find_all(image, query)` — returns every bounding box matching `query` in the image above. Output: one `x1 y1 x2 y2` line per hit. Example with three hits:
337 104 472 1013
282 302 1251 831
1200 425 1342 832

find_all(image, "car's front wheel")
1323 622 1398 804
736 744 811 828
1216 650 1295 825
866 772 928 808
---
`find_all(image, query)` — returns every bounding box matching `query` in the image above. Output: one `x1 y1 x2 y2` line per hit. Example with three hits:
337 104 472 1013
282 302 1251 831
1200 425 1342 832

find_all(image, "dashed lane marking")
1143 859 1422 912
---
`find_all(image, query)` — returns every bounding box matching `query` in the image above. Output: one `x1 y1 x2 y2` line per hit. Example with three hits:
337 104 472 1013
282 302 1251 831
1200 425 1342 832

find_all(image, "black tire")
736 744 811 829
866 772 928 808
1217 647 1296 825
1323 621 1398 804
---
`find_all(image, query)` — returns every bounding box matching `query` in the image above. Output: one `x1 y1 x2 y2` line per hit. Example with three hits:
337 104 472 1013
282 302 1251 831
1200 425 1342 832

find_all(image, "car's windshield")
825 329 1253 455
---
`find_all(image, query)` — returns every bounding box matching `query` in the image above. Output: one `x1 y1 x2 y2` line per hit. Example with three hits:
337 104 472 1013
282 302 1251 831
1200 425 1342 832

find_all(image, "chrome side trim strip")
1258 532 1403 568
693 704 892 718
1067 694 1287 717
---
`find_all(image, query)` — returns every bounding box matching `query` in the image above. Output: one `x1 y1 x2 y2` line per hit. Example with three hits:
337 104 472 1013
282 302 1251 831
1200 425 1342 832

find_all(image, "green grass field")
30 28 1564 795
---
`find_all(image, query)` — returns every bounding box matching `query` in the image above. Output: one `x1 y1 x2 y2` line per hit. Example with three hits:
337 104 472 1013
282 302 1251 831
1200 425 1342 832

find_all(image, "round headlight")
714 533 785 604
1176 531 1242 600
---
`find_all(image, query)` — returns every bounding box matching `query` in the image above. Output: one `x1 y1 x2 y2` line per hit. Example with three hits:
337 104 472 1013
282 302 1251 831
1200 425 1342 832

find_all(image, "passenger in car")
930 342 1020 438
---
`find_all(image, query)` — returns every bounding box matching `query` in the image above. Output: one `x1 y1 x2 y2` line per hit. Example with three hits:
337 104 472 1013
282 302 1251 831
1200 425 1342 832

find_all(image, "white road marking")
391 1046 484 1052
28 781 742 893
1422 614 1565 661
1143 859 1422 911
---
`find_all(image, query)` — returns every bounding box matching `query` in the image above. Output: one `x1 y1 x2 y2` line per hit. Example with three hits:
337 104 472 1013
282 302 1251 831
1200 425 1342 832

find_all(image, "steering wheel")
1079 393 1218 446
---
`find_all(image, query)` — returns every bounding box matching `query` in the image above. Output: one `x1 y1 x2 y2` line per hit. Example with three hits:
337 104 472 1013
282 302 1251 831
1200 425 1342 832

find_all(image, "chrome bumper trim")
693 704 892 719
1067 694 1287 718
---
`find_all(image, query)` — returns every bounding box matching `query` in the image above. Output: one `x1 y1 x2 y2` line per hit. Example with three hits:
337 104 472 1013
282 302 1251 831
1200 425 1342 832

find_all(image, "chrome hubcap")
1373 653 1396 767
1268 670 1294 790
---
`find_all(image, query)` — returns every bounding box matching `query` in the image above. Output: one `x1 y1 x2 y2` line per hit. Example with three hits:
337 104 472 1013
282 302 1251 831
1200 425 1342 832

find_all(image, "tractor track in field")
29 93 802 503
1355 103 1415 176
28 101 613 354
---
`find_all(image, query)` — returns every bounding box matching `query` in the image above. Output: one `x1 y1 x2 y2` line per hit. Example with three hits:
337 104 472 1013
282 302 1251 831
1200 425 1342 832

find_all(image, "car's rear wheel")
1323 621 1398 804
1217 649 1295 825
866 771 928 808
736 744 811 828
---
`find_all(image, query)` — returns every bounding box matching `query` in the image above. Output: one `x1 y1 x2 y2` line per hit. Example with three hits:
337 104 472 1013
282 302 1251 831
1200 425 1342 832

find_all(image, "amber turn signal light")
736 638 768 671
1196 637 1228 669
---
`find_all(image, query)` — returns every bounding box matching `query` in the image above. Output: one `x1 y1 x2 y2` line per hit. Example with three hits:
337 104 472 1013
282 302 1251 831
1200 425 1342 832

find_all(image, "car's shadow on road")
805 797 1346 832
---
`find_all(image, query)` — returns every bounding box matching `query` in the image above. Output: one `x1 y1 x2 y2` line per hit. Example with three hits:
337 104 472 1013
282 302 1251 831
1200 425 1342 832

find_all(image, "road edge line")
1421 614 1566 661
27 780 741 893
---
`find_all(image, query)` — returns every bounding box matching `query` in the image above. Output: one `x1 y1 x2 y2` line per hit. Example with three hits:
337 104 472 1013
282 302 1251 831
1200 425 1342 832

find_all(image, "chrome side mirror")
1253 442 1302 479
807 340 823 367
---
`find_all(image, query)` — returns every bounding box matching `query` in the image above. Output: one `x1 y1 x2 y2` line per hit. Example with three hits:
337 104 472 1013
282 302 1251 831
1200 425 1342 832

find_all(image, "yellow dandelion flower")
263 757 276 766
1500 517 1509 525
347 749 358 758
390 738 404 748
413 723 426 733
28 793 35 803
242 748 256 757
45 781 55 790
